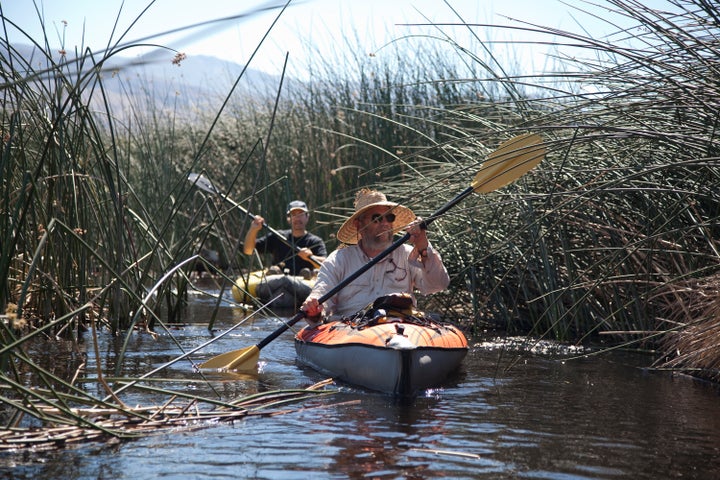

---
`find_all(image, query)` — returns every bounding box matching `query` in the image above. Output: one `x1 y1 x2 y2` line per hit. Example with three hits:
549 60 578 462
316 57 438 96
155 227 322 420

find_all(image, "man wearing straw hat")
301 188 449 320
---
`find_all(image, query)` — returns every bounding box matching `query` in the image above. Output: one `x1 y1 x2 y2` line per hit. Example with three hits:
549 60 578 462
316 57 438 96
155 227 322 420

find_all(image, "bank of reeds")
408 0 719 376
0 3 316 449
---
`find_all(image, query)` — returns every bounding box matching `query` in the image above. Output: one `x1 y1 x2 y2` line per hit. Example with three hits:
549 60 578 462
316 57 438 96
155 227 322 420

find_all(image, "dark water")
3 285 720 479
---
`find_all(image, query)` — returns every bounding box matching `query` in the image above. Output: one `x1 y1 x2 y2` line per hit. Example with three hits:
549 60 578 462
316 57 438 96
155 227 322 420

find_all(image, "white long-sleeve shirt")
308 242 450 319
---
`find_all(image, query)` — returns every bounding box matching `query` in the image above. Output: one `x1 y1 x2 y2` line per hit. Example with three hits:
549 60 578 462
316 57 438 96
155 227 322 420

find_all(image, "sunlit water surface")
3 284 720 479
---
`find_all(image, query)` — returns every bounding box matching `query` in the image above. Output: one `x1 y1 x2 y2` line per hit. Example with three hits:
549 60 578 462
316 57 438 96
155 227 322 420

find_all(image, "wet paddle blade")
472 133 546 193
198 345 260 371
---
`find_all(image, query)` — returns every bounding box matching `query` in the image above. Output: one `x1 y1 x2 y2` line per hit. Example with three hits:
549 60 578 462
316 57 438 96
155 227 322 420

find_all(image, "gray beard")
361 230 393 252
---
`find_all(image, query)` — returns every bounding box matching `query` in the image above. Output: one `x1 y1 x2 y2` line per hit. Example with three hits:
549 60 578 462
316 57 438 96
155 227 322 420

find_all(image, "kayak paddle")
198 132 546 371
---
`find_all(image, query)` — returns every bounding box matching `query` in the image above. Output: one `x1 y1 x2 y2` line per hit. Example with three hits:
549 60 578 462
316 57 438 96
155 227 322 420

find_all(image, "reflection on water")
3 283 720 479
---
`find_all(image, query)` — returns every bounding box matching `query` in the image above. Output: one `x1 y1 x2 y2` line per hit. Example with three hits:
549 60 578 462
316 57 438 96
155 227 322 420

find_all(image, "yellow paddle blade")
198 345 260 371
472 133 546 193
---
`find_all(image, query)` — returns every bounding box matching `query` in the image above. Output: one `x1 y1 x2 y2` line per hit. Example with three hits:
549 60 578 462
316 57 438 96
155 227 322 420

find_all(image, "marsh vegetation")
1 0 718 447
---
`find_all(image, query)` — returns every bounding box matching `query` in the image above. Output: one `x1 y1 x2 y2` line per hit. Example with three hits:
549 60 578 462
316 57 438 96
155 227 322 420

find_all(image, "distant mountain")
103 52 282 95
100 53 286 114
3 43 285 116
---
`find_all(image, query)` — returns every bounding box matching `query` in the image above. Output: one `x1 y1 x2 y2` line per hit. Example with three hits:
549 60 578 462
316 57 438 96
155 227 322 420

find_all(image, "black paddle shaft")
255 185 476 350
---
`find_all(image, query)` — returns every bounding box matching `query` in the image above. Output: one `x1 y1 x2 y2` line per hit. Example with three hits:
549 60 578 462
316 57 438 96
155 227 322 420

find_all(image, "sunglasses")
370 213 396 223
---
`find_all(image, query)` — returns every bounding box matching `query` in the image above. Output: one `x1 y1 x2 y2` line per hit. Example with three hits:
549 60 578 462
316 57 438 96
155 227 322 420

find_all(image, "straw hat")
336 189 415 245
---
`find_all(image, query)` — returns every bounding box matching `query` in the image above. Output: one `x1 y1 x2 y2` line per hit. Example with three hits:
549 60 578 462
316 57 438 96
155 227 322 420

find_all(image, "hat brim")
336 201 416 244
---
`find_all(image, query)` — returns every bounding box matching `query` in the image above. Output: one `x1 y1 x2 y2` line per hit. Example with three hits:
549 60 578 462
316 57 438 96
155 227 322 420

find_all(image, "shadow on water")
3 282 720 479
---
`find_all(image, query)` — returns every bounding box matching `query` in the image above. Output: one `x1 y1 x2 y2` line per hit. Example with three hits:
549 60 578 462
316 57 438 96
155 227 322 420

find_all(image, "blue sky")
3 0 665 77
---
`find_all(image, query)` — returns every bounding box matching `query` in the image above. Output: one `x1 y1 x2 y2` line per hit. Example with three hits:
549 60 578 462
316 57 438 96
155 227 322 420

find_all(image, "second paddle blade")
473 133 545 193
